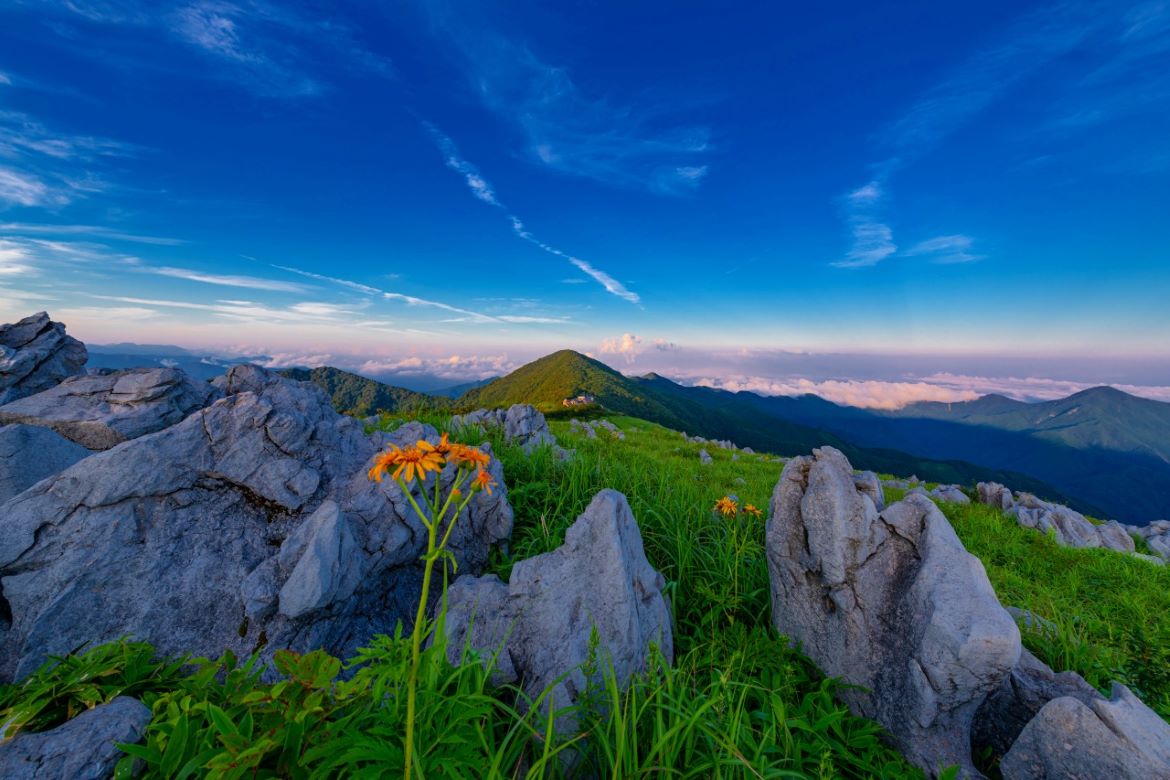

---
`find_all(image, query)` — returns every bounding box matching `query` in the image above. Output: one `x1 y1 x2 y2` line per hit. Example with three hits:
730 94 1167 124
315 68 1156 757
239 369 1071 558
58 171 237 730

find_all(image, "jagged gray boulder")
0 364 512 681
972 647 1102 758
766 447 1020 777
1128 519 1170 562
853 470 885 510
977 482 1014 511
0 424 90 503
452 403 567 455
999 683 1170 779
930 485 971 505
0 367 219 450
0 696 151 779
443 489 672 728
1010 494 1134 552
698 448 712 465
0 312 88 405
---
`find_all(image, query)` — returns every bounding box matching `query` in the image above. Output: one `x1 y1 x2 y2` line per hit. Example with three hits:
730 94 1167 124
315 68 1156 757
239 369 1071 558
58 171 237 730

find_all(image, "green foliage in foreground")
2 412 1165 777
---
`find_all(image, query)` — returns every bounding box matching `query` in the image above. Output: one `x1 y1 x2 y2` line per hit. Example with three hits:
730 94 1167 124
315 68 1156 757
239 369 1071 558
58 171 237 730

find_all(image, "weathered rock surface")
930 485 971 504
0 424 90 503
0 696 151 780
1128 519 1170 562
972 647 1099 757
0 367 219 450
443 489 672 727
0 312 88 405
853 471 885 511
766 447 1021 776
451 403 567 455
999 683 1170 779
698 448 712 465
1011 493 1135 552
0 364 512 681
976 484 1136 553
977 482 1014 511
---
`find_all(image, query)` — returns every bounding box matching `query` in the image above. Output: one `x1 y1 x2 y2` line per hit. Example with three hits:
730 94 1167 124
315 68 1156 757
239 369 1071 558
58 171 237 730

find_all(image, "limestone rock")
972 647 1101 758
0 367 219 450
1010 494 1134 552
0 365 512 681
0 696 151 779
444 489 672 728
853 470 885 511
1096 521 1137 553
698 448 712 465
766 447 1020 776
976 482 1014 511
930 485 971 504
0 424 90 503
0 312 88 405
452 404 566 455
999 684 1170 779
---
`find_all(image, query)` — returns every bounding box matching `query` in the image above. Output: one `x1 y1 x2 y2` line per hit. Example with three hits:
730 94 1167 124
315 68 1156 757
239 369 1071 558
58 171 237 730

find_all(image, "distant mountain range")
87 344 1170 522
740 385 1170 523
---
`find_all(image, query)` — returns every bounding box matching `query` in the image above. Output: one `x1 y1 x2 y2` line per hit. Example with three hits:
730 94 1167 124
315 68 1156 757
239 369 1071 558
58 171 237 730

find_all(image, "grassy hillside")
459 350 1075 506
4 410 1166 777
280 366 451 417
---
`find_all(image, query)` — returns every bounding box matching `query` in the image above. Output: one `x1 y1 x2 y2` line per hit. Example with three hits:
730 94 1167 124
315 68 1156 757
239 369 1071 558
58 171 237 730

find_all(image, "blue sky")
1 1 1169 404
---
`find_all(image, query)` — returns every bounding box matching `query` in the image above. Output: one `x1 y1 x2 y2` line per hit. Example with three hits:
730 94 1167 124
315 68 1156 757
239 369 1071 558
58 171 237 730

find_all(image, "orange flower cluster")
368 433 496 494
713 496 765 519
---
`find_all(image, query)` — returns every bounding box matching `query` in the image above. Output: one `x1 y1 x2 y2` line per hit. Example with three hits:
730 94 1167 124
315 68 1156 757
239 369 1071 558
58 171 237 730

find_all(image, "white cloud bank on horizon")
688 372 1170 409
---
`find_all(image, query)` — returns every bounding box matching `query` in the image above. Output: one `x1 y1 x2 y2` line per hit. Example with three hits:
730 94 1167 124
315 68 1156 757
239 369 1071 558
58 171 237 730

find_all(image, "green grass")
3 411 1165 777
938 501 1170 718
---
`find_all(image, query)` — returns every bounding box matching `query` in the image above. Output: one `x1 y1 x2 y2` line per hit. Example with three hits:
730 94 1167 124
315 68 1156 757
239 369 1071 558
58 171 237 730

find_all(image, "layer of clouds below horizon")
230 350 1170 409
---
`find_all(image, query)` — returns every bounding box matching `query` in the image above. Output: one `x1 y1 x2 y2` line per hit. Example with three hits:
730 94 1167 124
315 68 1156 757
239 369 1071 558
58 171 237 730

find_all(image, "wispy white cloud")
426 124 641 304
425 6 710 194
905 234 986 264
52 0 393 98
150 266 307 292
0 109 133 208
831 2 1133 269
273 262 567 324
833 181 896 268
424 123 500 206
0 222 185 245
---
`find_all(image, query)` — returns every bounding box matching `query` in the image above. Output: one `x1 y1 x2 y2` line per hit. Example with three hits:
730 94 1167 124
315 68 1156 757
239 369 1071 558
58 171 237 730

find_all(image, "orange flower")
743 504 764 519
367 449 397 483
368 443 445 484
434 432 454 456
472 467 496 496
714 496 739 517
450 443 491 470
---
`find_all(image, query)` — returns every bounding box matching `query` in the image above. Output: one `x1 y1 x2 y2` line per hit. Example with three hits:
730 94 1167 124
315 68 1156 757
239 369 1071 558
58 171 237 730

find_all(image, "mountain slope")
457 351 1074 505
737 387 1170 523
280 366 450 417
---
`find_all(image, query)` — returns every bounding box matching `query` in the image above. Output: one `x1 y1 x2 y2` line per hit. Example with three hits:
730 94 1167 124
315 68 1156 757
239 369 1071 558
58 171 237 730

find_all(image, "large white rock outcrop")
443 489 672 727
766 447 1021 776
451 404 558 451
0 364 512 681
0 367 218 450
0 312 87 404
